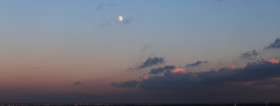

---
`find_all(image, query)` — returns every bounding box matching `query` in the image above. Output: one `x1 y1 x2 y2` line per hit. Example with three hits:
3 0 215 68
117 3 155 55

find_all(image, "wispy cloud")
138 57 165 69
265 38 280 49
73 81 84 86
120 18 135 24
96 3 116 11
184 61 208 68
149 65 175 75
240 50 258 59
141 44 152 52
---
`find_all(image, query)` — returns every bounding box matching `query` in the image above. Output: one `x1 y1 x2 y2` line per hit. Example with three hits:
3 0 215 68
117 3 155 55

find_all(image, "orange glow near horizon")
171 67 187 74
263 58 279 63
143 75 148 80
226 66 239 70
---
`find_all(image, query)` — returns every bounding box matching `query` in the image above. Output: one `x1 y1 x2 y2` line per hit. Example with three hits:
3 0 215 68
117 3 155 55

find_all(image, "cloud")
111 80 139 88
265 38 280 49
138 57 165 69
115 58 280 93
170 67 187 74
96 3 116 11
73 81 84 86
240 50 259 59
121 18 133 24
141 44 152 52
138 58 280 91
262 58 279 63
117 16 136 24
149 65 175 75
184 61 208 68
100 21 111 27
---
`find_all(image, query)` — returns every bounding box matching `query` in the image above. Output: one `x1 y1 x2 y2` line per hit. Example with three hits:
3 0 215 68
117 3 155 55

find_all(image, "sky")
0 0 280 104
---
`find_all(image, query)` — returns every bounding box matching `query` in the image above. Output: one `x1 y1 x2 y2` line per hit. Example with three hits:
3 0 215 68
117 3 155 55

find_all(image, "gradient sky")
1 0 280 104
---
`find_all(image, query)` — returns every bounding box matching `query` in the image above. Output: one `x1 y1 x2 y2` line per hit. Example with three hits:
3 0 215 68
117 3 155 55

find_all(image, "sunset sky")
1 0 280 104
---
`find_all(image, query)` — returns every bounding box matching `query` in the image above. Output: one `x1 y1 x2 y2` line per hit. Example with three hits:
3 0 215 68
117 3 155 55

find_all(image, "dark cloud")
139 60 280 91
73 81 84 86
149 65 175 75
265 38 280 49
138 57 165 69
111 80 139 88
184 61 208 68
111 54 280 102
240 50 259 59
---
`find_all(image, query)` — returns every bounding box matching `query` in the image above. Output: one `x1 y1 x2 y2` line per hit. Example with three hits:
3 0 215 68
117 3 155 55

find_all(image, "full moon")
118 16 123 22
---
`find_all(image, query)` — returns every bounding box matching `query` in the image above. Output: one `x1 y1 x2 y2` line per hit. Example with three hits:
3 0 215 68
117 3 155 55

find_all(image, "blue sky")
0 0 280 104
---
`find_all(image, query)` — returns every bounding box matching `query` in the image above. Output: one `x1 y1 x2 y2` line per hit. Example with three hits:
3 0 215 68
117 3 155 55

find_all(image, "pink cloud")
263 58 279 63
171 67 187 74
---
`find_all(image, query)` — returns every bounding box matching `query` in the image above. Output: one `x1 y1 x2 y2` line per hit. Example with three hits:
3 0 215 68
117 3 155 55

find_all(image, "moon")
118 16 123 22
